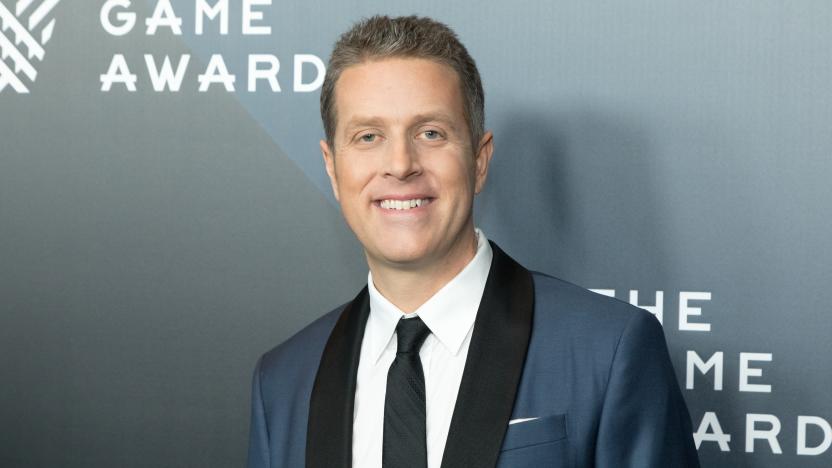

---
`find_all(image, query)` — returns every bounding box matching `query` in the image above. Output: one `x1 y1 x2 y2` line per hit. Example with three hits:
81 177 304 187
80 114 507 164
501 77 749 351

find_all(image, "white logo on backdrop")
0 0 62 93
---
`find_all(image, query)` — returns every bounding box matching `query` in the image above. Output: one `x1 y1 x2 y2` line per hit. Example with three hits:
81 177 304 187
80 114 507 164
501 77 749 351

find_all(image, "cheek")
335 161 374 204
440 159 477 194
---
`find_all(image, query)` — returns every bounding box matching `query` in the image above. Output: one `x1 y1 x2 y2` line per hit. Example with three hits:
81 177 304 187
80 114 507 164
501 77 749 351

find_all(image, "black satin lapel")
440 242 535 468
306 287 370 468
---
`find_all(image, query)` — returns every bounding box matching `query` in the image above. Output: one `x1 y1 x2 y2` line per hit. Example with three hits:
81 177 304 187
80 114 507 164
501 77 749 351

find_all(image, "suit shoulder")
257 302 346 376
529 271 660 342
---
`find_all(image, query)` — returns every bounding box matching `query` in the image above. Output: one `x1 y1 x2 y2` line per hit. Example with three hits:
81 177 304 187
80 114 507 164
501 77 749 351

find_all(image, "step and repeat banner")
1 1 830 467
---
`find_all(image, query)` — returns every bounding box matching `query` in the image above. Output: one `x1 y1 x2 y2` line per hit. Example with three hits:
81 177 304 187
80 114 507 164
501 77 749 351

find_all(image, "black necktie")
383 316 432 468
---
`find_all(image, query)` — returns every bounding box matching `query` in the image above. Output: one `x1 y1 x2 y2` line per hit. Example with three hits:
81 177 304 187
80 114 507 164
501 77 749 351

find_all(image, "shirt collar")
366 228 493 364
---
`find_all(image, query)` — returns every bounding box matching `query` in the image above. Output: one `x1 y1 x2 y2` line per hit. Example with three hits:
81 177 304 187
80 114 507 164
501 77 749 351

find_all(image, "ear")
320 139 340 202
473 130 494 194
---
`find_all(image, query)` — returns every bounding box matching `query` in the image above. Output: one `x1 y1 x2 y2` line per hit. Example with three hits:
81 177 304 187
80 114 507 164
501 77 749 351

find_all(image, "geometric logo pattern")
0 0 61 93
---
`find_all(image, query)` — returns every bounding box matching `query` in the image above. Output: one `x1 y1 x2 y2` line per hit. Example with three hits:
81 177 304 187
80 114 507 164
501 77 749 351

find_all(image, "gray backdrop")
1 0 830 466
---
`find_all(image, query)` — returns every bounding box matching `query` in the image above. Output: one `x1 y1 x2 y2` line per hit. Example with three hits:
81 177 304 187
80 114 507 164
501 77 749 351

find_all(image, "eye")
358 133 377 143
422 129 442 140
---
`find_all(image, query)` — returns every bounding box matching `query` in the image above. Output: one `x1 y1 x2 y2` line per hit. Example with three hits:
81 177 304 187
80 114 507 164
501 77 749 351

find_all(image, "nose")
383 137 422 180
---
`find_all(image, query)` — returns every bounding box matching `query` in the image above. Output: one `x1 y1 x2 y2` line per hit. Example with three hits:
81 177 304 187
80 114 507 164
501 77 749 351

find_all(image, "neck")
368 229 479 313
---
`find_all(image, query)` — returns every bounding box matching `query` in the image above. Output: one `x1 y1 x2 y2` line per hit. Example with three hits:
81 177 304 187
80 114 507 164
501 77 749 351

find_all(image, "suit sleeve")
247 355 270 468
594 310 700 467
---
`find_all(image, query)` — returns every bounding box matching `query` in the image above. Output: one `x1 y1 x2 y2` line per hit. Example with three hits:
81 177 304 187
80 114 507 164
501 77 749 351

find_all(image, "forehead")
333 57 466 129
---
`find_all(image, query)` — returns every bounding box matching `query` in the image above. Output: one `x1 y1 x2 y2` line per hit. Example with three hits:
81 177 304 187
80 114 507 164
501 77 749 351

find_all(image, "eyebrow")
342 116 385 133
411 113 460 131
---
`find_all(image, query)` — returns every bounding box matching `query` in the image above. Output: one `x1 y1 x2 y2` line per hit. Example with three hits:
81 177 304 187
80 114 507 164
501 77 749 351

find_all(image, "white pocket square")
508 417 539 425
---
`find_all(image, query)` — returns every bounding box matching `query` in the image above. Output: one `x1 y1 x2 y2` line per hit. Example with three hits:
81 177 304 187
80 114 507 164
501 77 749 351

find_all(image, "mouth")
374 197 434 211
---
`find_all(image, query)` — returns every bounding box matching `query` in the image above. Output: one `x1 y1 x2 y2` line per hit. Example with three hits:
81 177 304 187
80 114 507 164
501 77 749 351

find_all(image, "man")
247 15 699 468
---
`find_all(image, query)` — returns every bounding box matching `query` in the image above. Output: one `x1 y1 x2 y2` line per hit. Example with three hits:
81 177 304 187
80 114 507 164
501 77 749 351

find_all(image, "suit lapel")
306 287 370 468
440 241 535 468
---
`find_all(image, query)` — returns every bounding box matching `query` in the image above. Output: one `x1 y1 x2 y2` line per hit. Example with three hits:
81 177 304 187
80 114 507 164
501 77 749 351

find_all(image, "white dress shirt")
352 228 493 468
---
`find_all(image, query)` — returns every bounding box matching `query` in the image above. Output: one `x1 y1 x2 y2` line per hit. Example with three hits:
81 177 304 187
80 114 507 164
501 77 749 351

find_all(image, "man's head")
319 16 493 276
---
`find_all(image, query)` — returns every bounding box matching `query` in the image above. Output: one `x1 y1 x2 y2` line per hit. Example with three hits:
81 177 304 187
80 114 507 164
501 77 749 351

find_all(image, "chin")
373 244 432 267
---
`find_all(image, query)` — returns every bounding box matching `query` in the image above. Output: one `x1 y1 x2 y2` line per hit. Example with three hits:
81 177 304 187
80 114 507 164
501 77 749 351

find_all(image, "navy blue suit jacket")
247 242 700 467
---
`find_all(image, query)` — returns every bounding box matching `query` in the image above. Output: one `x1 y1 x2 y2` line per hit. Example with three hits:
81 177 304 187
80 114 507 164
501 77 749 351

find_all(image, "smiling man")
247 15 699 468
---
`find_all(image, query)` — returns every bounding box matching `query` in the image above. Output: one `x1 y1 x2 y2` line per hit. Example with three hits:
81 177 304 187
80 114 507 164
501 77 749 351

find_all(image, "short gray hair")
320 15 485 151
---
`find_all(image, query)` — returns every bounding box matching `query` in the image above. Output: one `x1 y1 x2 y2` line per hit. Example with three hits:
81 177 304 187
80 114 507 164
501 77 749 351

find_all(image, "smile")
378 198 432 210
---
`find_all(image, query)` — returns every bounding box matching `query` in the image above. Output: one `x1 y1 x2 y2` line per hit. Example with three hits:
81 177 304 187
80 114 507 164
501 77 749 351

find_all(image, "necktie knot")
395 316 431 354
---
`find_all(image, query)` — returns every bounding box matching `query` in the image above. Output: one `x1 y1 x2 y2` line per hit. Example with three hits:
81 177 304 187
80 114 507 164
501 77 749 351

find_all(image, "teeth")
379 198 429 210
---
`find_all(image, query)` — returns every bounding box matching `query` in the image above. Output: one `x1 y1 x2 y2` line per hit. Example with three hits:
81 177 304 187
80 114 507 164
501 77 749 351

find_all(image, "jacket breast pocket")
496 413 569 468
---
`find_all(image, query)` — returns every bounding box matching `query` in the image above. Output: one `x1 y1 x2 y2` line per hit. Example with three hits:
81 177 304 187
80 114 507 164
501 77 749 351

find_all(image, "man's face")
321 57 493 272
